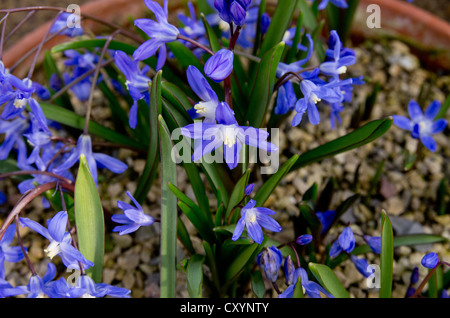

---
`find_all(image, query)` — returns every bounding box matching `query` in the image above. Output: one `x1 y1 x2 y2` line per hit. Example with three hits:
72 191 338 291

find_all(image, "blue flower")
0 117 31 170
257 245 283 282
53 134 127 185
276 34 314 78
204 49 234 82
0 277 28 298
111 191 154 235
63 49 98 70
316 210 336 234
133 0 180 70
23 113 52 166
338 226 355 253
296 234 313 245
320 30 356 80
19 211 94 270
74 274 131 298
49 12 84 37
186 65 220 123
17 142 74 209
329 226 355 258
114 51 152 129
292 78 351 126
0 77 49 132
0 224 25 279
410 267 419 285
363 235 381 254
310 0 348 10
232 199 282 244
177 2 211 57
181 102 278 170
214 0 252 26
350 255 374 278
22 262 59 298
0 191 5 205
244 183 255 195
393 100 447 152
421 252 439 269
44 277 85 298
284 255 297 286
274 81 297 115
279 267 334 298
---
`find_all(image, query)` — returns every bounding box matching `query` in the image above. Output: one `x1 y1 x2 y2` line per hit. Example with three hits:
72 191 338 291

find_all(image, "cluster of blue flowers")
328 225 381 278
256 241 336 299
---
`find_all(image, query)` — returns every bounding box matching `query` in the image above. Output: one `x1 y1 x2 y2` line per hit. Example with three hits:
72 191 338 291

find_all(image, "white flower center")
222 126 238 147
245 209 257 223
337 66 347 74
44 241 62 259
194 102 208 115
310 93 321 104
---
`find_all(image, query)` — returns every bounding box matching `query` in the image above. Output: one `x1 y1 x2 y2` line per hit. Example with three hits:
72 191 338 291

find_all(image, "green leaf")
428 265 443 298
200 13 222 53
170 184 215 243
225 243 259 282
436 95 450 119
225 168 251 222
51 39 136 54
134 71 163 203
290 118 393 172
251 270 266 298
259 0 298 57
296 0 318 30
308 263 350 298
186 254 205 298
253 154 299 207
380 210 394 298
159 115 178 298
167 40 205 70
43 188 75 224
245 42 285 128
177 216 195 255
74 155 105 283
286 11 304 64
38 102 143 149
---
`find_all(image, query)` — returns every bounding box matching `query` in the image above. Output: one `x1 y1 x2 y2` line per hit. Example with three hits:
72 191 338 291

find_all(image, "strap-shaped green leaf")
134 71 163 203
74 155 105 283
251 270 266 298
253 154 299 207
246 42 285 128
297 0 318 30
259 0 298 57
380 210 394 298
290 118 393 172
38 102 143 149
200 13 222 53
225 168 251 222
186 254 205 298
308 262 350 298
159 115 178 298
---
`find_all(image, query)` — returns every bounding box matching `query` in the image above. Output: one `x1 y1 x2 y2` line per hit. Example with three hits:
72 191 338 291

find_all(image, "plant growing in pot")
0 0 448 301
